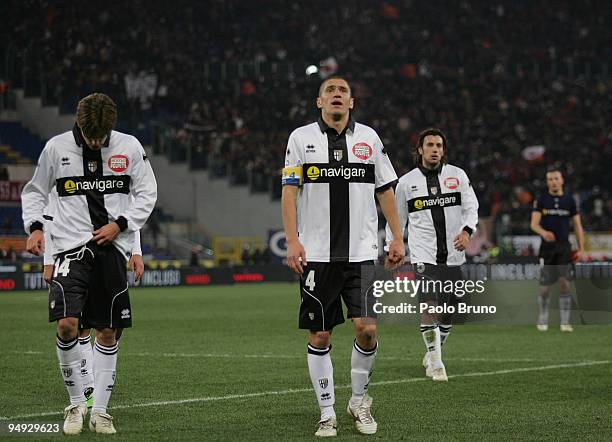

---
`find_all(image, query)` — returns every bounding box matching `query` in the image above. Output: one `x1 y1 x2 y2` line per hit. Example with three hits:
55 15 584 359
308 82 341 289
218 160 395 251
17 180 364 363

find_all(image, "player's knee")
355 324 377 346
539 286 551 297
439 313 454 326
309 331 331 348
95 328 117 346
79 328 90 338
56 318 78 340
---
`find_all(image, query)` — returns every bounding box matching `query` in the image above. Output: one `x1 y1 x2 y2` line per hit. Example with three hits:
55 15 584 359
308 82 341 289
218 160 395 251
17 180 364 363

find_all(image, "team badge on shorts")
416 263 425 273
309 312 315 320
319 378 329 389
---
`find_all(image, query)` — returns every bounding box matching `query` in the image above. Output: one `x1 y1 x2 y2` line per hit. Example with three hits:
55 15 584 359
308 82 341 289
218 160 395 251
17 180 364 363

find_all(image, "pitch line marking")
1 360 609 421
11 350 588 363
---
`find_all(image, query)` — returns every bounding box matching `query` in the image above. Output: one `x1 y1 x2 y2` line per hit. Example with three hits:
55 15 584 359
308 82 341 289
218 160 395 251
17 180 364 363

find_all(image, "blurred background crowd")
1 0 610 264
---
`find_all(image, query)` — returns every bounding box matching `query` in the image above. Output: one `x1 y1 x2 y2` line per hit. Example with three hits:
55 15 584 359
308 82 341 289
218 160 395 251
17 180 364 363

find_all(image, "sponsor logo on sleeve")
444 177 459 189
108 154 129 172
352 142 373 160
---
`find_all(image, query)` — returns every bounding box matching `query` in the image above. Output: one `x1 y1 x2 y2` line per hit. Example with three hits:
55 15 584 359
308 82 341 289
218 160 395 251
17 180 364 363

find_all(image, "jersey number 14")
53 258 71 278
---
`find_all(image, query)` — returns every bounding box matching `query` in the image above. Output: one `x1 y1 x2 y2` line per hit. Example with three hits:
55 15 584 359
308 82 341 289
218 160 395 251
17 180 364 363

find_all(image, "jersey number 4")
305 270 316 291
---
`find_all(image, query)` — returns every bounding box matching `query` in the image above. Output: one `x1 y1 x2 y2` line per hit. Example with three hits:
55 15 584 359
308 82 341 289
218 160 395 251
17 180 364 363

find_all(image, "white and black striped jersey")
43 223 142 264
22 125 157 258
386 164 479 266
282 118 397 262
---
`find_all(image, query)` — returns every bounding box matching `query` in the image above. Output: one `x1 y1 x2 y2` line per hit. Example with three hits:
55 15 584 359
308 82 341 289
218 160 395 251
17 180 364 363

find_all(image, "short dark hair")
546 167 563 176
76 93 117 139
414 127 448 166
318 76 351 97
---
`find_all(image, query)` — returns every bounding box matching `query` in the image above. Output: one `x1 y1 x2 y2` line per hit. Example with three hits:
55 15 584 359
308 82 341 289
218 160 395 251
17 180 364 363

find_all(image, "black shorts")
298 261 376 331
413 263 464 303
539 241 572 285
49 242 132 329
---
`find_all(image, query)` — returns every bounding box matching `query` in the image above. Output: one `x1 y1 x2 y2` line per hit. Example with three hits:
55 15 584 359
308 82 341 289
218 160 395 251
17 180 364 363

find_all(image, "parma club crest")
87 161 97 173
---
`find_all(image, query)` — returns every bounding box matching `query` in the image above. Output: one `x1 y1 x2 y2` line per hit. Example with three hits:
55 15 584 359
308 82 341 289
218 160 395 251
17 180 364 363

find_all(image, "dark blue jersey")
533 192 578 241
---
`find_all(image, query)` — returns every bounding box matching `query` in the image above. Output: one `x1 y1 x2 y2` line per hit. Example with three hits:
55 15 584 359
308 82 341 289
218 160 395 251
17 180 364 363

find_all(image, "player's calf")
91 328 119 422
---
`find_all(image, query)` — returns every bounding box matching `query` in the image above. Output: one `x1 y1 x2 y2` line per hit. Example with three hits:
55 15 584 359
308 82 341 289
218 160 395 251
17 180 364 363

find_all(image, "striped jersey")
282 118 397 262
22 125 157 258
42 202 142 265
387 164 479 266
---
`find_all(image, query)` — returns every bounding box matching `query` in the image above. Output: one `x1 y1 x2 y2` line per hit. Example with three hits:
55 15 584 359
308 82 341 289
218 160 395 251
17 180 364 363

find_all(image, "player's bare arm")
377 187 405 269
572 214 586 260
531 211 555 242
281 185 307 275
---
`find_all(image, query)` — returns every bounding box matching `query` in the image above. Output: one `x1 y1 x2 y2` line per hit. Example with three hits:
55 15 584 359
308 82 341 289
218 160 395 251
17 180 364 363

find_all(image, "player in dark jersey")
531 169 585 332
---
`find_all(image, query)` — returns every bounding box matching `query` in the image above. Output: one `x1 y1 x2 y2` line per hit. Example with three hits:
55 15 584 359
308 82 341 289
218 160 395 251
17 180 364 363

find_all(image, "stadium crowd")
3 0 610 238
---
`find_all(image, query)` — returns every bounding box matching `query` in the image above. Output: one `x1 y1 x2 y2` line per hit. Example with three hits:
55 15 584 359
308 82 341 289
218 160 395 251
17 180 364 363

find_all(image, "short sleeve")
373 133 397 191
281 131 303 186
532 196 541 212
570 196 578 216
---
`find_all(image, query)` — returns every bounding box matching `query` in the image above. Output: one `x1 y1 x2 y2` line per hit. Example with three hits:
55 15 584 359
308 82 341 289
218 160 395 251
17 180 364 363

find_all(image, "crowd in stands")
2 0 610 239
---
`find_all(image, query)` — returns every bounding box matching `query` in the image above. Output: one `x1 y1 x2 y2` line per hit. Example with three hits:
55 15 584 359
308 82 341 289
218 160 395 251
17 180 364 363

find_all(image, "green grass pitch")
1 283 611 440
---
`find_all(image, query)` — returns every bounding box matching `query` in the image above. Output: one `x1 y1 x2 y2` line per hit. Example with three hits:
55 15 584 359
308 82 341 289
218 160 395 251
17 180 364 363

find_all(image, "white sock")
307 344 335 421
92 340 118 414
56 335 86 405
421 326 442 368
420 324 437 353
538 294 550 325
559 293 572 325
439 324 452 347
350 340 377 407
79 335 94 392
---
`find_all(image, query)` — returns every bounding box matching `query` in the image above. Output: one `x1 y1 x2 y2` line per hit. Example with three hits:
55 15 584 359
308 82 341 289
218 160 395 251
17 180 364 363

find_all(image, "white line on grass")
2 360 609 421
10 350 580 363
